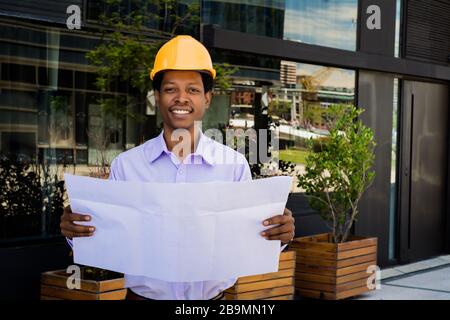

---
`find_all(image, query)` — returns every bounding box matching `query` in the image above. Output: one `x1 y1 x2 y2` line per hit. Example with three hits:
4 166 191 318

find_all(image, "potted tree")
293 104 377 300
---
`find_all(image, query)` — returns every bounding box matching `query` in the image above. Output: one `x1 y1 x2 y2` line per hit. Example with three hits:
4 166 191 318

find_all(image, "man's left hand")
261 208 295 244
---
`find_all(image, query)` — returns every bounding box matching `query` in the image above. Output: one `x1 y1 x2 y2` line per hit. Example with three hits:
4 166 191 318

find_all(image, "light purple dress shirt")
67 130 287 299
109 130 252 300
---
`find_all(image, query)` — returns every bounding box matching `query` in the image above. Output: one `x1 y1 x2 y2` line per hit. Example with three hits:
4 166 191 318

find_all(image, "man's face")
155 70 212 131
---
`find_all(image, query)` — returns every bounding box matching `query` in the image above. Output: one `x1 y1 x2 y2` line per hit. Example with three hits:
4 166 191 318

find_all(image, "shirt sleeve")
108 157 119 181
235 153 252 182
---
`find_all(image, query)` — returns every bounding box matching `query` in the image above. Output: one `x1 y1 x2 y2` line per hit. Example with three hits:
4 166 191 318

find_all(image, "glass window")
202 0 358 51
389 78 400 260
283 0 358 51
0 17 140 243
87 0 200 36
395 0 402 58
202 0 285 38
270 62 356 192
223 60 355 188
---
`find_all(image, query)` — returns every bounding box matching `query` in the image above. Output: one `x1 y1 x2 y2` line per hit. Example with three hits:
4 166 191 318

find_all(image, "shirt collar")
146 130 215 165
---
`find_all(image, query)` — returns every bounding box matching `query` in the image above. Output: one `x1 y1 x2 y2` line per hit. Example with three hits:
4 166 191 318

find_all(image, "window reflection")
202 0 358 51
0 18 137 241
270 62 356 192
284 0 358 51
202 0 285 38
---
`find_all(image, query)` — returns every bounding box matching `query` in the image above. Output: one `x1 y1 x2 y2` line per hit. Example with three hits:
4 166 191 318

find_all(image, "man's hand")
261 208 295 244
60 205 95 240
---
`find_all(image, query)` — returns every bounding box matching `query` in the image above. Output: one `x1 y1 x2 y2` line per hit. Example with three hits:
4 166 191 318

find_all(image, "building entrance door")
399 80 448 262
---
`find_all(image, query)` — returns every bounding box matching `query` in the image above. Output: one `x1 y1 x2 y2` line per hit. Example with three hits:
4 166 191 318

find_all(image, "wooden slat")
98 289 128 300
296 263 336 276
336 253 377 268
40 284 127 300
236 269 294 284
40 270 124 293
295 280 336 293
98 278 126 293
292 234 377 255
335 270 372 285
40 295 64 300
296 273 373 293
295 255 337 267
41 271 99 293
337 246 377 260
298 285 372 300
227 277 294 294
336 278 370 293
291 235 337 253
279 251 296 261
335 286 373 300
296 253 376 269
295 272 336 285
226 286 294 300
295 269 371 286
296 288 336 300
295 249 338 260
279 260 295 270
262 295 293 300
337 237 377 252
336 262 376 277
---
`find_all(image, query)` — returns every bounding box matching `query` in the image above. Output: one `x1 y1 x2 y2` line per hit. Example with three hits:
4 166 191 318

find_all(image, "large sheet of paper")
64 174 292 282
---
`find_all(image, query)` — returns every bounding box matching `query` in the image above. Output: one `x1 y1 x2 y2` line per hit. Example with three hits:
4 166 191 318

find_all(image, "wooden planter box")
40 269 127 300
224 250 296 300
291 233 377 300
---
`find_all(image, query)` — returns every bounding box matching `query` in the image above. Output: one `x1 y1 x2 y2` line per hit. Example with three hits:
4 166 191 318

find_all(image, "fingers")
263 214 294 227
261 223 292 237
262 208 295 243
61 212 91 222
60 220 95 234
60 206 94 238
266 231 295 243
284 208 293 217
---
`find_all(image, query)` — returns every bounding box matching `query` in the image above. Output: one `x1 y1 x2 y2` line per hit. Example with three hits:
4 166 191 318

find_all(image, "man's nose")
175 92 189 104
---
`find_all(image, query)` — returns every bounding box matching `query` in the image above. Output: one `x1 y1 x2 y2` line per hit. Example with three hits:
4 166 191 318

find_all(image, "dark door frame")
397 79 450 263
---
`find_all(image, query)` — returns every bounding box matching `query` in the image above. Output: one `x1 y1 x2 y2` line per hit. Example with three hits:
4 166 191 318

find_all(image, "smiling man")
60 35 295 300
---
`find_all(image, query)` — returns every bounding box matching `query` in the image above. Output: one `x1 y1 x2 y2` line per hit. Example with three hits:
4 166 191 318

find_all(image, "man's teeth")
172 109 190 114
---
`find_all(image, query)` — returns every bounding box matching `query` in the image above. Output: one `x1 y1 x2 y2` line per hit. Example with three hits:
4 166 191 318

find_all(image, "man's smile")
169 106 194 117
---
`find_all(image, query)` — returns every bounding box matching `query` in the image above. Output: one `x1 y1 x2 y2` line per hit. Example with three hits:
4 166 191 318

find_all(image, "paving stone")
386 266 450 292
356 284 450 300
381 268 404 280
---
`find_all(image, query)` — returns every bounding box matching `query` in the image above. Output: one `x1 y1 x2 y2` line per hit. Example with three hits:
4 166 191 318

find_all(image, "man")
60 35 295 300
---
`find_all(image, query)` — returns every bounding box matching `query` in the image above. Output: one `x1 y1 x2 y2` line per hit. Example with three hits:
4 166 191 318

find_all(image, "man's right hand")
60 205 95 239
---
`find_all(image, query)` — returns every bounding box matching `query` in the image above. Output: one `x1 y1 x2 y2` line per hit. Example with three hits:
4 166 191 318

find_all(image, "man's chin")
167 121 195 131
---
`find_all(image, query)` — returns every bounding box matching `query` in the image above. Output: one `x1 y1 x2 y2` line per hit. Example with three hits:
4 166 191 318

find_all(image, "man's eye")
189 88 201 93
164 87 176 93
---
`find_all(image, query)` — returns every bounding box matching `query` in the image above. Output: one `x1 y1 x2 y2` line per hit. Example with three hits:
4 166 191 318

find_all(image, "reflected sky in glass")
296 63 355 90
283 0 357 51
395 0 401 57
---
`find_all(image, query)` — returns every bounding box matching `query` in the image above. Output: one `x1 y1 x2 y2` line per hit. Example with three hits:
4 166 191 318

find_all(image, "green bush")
297 105 376 243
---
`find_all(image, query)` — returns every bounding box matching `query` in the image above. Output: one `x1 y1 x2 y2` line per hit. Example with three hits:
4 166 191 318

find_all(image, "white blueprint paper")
64 174 292 282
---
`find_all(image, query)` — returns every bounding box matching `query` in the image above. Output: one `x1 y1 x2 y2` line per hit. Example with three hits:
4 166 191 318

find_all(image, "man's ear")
204 91 212 109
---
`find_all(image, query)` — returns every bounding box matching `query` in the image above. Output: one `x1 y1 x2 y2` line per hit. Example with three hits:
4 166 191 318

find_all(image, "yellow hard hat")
150 35 216 80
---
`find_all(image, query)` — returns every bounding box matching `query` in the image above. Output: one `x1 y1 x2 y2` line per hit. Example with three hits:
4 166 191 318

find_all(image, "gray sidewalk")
357 255 450 300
